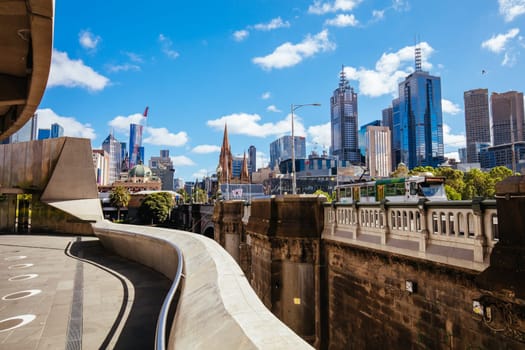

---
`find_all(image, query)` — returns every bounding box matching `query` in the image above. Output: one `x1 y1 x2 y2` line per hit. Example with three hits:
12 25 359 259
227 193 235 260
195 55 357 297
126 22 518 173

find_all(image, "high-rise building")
397 47 444 168
359 120 381 162
382 107 393 131
37 129 50 140
50 123 64 138
491 91 525 146
129 123 143 168
92 149 109 185
366 126 392 178
102 133 122 184
269 135 306 170
464 88 491 163
149 149 175 191
248 145 256 175
331 66 360 163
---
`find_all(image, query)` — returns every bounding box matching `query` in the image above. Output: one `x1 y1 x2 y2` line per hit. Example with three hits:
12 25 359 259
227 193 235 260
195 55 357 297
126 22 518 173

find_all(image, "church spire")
218 124 232 184
240 151 250 183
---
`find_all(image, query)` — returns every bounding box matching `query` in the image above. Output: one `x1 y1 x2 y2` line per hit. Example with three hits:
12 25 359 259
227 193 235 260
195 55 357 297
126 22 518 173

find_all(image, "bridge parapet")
324 199 497 271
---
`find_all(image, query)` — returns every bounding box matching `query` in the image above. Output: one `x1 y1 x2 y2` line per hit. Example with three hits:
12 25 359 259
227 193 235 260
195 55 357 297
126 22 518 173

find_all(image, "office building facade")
129 123 143 168
149 149 175 191
101 133 122 185
491 91 525 146
248 145 256 175
269 135 306 170
464 89 491 163
331 67 360 163
366 126 392 178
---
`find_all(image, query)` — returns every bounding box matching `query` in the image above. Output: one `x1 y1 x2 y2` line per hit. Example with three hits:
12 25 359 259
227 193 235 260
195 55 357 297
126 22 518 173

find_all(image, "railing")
324 199 497 271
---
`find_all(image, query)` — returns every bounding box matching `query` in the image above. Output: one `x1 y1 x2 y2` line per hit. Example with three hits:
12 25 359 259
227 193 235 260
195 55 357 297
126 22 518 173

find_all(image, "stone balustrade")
323 199 497 271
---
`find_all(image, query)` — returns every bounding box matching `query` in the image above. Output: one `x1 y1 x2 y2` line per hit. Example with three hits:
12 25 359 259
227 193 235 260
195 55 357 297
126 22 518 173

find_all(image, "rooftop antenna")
414 36 422 72
339 64 348 90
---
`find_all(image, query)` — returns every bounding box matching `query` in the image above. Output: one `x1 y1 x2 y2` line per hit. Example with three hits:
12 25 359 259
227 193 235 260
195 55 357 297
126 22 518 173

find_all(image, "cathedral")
217 124 250 184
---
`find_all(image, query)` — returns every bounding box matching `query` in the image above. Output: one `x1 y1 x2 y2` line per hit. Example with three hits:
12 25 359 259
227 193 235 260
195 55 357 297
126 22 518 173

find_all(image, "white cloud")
444 151 460 160
392 0 410 11
192 168 211 179
159 34 180 59
267 105 282 113
207 113 306 137
108 113 146 133
502 51 518 66
308 0 362 14
106 63 140 73
79 30 100 50
324 14 359 27
233 30 249 42
261 92 271 99
123 52 143 63
343 42 435 97
443 124 466 150
252 30 335 70
253 17 290 31
48 49 109 91
36 108 96 139
372 10 385 20
171 156 195 166
442 99 461 115
499 0 525 22
143 127 188 146
481 28 520 53
307 122 331 150
192 145 221 154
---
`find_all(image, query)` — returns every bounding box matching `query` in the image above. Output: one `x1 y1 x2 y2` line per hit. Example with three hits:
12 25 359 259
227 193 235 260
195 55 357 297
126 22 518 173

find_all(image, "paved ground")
0 234 171 350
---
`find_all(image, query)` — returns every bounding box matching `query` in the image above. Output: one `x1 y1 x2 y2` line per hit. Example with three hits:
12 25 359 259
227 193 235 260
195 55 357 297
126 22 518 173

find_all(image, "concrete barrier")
93 220 312 349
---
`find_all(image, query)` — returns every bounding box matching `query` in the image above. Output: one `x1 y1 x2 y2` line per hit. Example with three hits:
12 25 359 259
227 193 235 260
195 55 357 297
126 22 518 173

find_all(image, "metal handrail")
155 243 184 350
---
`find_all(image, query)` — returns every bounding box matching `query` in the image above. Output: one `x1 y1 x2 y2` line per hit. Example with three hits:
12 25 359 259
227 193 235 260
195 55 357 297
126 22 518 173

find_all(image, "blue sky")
38 0 525 182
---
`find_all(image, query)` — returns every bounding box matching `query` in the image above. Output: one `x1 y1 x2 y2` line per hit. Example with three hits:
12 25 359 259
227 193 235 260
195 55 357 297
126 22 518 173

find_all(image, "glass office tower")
129 123 143 168
331 67 360 163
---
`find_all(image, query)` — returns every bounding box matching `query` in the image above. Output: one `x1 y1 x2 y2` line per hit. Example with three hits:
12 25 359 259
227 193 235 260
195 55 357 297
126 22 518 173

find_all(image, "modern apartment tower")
248 145 256 175
397 47 444 168
269 135 306 170
331 66 360 163
365 126 392 178
491 91 525 146
464 89 491 163
149 149 174 191
102 133 122 184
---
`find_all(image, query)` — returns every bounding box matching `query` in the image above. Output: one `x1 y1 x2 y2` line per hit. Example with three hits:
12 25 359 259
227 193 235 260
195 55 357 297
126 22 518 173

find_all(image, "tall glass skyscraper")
331 67 360 163
269 136 306 170
129 123 143 168
102 133 122 184
464 88 491 163
397 51 444 169
248 145 256 175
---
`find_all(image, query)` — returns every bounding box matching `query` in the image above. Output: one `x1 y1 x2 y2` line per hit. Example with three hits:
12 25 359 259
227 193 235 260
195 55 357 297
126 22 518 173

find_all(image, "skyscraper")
129 123 143 168
50 123 64 138
359 120 381 162
102 133 122 184
397 47 444 168
248 145 256 175
491 91 525 146
269 135 306 170
464 88 491 163
149 149 174 191
366 126 392 178
331 67 360 163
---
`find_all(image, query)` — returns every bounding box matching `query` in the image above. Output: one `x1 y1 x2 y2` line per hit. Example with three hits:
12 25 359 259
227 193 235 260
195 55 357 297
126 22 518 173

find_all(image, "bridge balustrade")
324 199 497 271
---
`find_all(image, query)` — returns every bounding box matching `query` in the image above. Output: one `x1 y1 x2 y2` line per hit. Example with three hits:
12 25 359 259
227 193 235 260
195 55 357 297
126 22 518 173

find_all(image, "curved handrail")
155 242 184 350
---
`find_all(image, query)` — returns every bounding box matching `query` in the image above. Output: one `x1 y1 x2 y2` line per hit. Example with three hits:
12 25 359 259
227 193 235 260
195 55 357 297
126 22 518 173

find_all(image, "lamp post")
291 103 321 195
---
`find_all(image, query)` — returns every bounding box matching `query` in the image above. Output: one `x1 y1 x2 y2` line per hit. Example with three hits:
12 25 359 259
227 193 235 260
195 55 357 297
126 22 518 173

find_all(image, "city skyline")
36 0 525 181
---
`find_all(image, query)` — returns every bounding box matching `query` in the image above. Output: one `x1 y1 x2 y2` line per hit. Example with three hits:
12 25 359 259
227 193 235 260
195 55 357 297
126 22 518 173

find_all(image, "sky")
38 0 525 182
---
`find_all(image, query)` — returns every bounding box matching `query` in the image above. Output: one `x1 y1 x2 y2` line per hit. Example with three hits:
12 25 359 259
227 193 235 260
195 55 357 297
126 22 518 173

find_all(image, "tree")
313 189 334 202
391 163 409 178
176 188 190 203
193 188 208 203
138 192 174 224
109 186 130 221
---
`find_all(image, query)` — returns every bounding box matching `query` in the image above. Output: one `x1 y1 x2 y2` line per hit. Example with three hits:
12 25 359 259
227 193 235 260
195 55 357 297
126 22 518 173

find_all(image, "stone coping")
93 221 312 349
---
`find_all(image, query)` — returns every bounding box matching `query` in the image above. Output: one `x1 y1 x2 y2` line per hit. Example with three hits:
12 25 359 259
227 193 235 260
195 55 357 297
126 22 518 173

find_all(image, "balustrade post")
353 203 360 239
380 200 388 245
472 197 486 263
417 199 429 252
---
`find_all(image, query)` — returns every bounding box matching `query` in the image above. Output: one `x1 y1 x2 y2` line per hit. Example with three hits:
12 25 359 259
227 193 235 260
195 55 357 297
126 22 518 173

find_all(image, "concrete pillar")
417 199 429 252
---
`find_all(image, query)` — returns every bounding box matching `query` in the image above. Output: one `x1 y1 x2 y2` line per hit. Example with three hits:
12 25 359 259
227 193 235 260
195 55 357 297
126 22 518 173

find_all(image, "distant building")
366 126 391 178
98 163 161 193
92 149 109 185
149 149 175 191
269 135 306 170
3 113 38 144
491 91 525 146
102 133 122 184
129 123 143 168
391 98 401 168
173 178 184 191
248 145 256 175
331 66 360 163
37 129 50 140
382 107 393 131
480 141 525 173
359 120 381 162
458 147 467 163
464 88 491 163
50 123 64 138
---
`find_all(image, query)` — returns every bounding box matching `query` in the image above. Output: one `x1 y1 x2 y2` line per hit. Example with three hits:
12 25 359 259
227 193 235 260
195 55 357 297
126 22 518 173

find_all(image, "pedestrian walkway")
0 234 171 350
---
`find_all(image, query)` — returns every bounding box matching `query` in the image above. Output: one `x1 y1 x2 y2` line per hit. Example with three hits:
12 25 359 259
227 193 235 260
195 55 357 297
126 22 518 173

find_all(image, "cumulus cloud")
233 30 249 42
261 91 271 99
159 34 180 59
48 49 109 91
481 28 520 53
267 105 282 113
308 0 362 14
207 113 306 137
79 30 100 50
192 168 211 179
252 30 335 70
170 156 195 166
192 145 221 154
106 63 140 73
143 127 188 146
36 108 96 139
444 151 460 161
372 10 385 20
324 14 359 27
308 122 331 149
123 52 143 63
499 0 525 22
108 113 146 133
443 124 466 150
253 17 290 31
442 99 462 115
343 42 435 97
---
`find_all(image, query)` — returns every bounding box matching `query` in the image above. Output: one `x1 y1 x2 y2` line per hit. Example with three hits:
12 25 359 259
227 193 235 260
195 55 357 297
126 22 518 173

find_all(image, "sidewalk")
0 234 171 350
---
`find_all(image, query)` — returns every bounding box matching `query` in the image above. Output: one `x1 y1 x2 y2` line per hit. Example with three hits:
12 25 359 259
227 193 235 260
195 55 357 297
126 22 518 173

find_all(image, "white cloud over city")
343 42 435 97
171 155 195 167
307 122 331 150
443 124 466 150
308 0 362 14
324 14 359 27
48 49 109 91
207 113 306 137
233 30 249 42
36 108 96 139
192 145 221 154
159 34 180 59
499 0 525 22
79 30 101 50
266 105 282 113
252 30 336 70
481 28 520 53
253 17 290 31
442 99 462 115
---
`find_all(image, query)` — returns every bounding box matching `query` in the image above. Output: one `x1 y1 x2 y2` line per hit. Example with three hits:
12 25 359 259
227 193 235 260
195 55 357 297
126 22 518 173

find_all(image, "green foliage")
313 189 334 202
444 184 462 200
176 188 190 203
109 186 130 220
138 192 174 224
193 188 208 203
391 163 409 178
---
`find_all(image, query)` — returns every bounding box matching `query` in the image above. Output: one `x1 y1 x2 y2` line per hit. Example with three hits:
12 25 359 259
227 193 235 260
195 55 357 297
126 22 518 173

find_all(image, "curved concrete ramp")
93 221 313 349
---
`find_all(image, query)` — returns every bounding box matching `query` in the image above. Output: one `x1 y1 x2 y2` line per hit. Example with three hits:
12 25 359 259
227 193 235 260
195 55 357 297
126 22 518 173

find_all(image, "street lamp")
291 103 321 195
